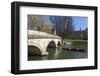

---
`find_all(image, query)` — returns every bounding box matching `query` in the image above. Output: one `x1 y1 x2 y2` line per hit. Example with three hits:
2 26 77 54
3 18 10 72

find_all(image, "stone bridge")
28 30 61 56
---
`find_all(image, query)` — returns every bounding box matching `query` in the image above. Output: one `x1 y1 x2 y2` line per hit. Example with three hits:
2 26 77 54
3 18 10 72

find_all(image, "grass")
63 39 88 50
66 39 87 42
64 39 87 45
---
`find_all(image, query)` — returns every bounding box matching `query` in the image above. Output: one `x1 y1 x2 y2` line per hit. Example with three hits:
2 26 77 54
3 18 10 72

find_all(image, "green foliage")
39 25 52 33
28 16 44 30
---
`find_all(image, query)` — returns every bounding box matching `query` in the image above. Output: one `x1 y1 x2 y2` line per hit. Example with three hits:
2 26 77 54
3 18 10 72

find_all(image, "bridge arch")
28 45 42 56
28 41 46 56
57 41 61 46
47 41 56 48
46 40 61 52
46 41 56 52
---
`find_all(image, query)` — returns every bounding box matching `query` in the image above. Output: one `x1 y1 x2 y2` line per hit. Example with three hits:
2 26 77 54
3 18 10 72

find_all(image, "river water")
28 43 87 61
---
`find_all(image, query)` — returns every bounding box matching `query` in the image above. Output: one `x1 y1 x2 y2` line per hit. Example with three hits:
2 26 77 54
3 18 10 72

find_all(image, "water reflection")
28 45 87 61
47 47 62 59
28 40 88 61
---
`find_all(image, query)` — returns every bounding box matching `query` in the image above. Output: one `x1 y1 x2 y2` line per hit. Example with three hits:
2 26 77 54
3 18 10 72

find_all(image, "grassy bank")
63 39 87 50
65 39 87 44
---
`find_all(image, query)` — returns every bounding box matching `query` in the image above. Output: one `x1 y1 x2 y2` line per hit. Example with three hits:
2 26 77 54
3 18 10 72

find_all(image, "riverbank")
63 39 87 51
63 39 87 45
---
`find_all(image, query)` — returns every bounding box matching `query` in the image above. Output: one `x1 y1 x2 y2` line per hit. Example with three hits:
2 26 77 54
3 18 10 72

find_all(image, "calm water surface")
28 43 87 61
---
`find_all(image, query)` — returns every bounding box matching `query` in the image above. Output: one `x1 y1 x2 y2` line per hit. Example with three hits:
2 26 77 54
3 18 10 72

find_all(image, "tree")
28 15 44 31
40 25 52 33
83 27 88 40
64 17 74 39
49 16 74 39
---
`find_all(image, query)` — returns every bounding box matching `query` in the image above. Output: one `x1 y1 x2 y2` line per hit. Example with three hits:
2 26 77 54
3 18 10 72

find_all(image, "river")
28 42 87 61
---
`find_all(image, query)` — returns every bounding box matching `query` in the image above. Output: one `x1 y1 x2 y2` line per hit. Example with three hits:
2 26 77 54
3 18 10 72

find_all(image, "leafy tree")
28 15 44 31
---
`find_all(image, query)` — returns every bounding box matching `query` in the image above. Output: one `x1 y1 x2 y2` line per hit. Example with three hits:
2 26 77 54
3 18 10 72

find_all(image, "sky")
47 16 88 31
72 16 88 31
29 15 88 31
